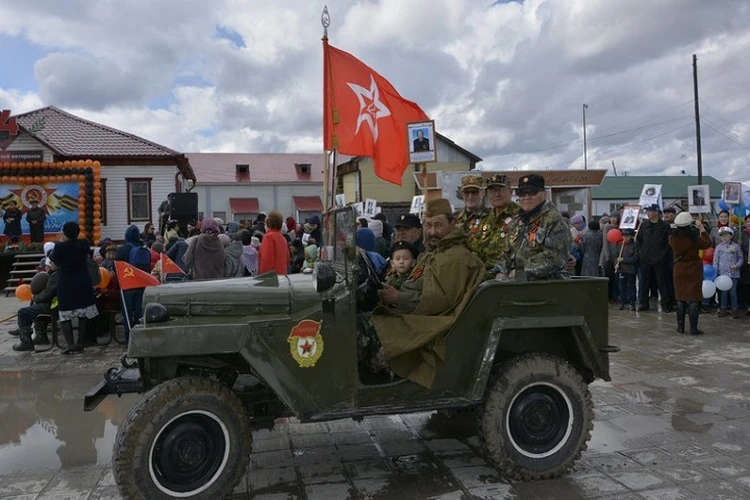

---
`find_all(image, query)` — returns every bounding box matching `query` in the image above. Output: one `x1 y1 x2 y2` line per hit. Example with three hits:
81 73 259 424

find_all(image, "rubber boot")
688 302 704 335
32 319 50 345
12 326 34 352
60 321 82 355
676 301 687 334
76 317 87 351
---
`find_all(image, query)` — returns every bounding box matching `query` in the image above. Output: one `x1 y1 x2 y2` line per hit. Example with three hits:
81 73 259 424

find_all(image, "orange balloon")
9 163 17 169
40 176 49 183
55 161 63 168
94 196 102 203
84 159 93 167
15 284 32 301
98 267 111 288
1 162 8 168
0 177 7 183
93 210 101 218
9 177 17 183
63 161 71 167
94 181 101 189
33 161 41 168
93 161 101 168
64 175 71 182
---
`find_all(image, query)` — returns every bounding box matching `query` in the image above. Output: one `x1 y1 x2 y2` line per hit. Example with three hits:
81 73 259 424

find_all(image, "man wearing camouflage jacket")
453 174 489 253
493 174 571 281
475 174 520 279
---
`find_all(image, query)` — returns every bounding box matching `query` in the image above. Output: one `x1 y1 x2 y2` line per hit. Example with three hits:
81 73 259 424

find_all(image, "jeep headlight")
143 302 170 324
313 262 336 293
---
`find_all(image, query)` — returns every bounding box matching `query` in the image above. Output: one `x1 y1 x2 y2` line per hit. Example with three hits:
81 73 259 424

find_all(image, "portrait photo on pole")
364 198 378 217
407 120 437 164
334 193 346 209
723 182 742 205
688 184 710 213
619 205 641 230
410 195 425 215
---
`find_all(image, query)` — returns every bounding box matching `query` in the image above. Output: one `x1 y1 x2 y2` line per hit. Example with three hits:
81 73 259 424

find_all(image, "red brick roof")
12 106 195 179
187 153 325 184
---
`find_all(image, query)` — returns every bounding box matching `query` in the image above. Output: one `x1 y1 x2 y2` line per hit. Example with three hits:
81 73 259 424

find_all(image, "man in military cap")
493 174 571 280
454 175 488 250
366 198 484 389
394 213 426 256
475 174 520 279
26 197 47 243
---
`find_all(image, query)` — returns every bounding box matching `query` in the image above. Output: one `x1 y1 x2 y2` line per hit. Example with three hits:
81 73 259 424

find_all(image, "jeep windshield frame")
321 207 357 285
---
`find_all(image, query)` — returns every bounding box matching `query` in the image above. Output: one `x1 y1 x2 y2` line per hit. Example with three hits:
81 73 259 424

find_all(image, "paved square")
2 297 750 499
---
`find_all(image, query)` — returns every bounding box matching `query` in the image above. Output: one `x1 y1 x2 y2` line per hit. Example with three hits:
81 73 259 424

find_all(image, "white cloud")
0 0 749 181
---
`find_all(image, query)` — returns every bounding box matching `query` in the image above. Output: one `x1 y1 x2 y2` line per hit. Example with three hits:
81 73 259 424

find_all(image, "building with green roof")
591 175 724 216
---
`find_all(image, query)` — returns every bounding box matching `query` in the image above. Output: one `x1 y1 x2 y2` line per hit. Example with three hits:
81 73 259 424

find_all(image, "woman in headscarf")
183 217 225 279
51 222 98 354
286 217 297 241
368 219 389 258
239 230 258 276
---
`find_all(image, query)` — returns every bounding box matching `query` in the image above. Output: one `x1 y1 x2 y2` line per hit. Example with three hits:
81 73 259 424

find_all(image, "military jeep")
84 207 615 499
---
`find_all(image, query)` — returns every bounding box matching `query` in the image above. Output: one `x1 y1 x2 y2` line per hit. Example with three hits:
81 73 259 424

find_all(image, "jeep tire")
478 353 593 481
113 377 252 499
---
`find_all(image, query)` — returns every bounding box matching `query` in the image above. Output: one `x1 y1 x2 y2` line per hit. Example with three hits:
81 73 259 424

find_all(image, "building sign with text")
0 150 45 162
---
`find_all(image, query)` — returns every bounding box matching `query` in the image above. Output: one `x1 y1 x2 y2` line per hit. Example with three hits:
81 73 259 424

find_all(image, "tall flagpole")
322 6 338 211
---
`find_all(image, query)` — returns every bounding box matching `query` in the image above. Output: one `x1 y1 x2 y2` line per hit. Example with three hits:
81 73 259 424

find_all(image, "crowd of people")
6 209 333 353
572 203 748 336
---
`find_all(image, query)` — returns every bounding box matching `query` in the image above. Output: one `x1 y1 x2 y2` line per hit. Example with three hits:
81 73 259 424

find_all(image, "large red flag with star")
324 41 429 185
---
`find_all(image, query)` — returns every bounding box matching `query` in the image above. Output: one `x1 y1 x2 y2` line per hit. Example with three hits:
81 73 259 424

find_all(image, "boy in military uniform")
493 174 571 281
475 174 520 279
454 175 488 251
384 240 417 291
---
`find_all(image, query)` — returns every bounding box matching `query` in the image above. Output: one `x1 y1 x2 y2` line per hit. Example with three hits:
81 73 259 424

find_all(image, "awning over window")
229 198 259 214
293 196 323 212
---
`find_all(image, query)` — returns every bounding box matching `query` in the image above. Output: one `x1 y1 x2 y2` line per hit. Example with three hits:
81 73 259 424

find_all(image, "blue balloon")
703 263 717 281
718 199 729 211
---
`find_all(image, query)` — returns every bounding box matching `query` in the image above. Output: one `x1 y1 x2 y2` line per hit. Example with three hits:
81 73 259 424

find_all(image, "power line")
591 122 694 160
700 116 750 149
700 120 750 151
590 99 693 136
496 111 693 157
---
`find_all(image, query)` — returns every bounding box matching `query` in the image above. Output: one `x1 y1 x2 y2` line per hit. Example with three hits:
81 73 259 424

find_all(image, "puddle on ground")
0 371 137 475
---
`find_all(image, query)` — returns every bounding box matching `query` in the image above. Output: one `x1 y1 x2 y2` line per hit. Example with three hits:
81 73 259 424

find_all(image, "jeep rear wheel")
478 353 593 481
113 377 252 499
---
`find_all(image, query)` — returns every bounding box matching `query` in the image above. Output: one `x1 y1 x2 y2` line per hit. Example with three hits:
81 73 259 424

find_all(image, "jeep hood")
142 273 320 317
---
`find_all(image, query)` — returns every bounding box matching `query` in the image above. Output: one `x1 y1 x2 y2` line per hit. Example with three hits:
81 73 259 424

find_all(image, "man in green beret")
475 174 520 280
454 175 488 252
493 174 571 280
368 198 485 389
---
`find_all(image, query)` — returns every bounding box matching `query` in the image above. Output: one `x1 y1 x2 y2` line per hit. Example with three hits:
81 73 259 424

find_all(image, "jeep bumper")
84 366 143 412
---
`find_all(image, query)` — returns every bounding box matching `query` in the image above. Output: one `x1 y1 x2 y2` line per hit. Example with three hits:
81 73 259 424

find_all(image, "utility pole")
582 104 589 170
693 54 703 184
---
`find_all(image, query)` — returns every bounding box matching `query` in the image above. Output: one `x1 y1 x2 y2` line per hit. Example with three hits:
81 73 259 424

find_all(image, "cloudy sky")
2 0 749 180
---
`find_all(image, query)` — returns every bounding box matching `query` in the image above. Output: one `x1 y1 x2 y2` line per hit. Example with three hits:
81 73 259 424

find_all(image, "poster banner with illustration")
688 184 710 214
638 184 662 210
0 182 79 234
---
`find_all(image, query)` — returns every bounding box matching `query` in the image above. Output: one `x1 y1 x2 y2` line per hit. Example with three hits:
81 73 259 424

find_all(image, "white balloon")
715 275 733 292
702 280 717 299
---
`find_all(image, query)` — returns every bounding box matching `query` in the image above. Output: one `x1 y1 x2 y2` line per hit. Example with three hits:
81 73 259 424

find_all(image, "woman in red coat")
259 210 290 275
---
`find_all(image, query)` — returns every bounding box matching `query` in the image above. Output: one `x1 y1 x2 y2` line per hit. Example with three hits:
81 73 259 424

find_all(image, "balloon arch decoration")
0 159 102 244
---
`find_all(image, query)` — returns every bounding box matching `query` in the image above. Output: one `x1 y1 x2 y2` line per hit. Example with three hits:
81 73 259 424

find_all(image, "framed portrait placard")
364 198 377 218
620 205 641 230
723 182 742 205
407 120 437 164
688 185 710 214
409 195 425 215
334 193 346 209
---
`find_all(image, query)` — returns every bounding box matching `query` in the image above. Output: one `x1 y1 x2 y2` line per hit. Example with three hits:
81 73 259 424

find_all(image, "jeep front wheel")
113 377 252 499
478 353 593 481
